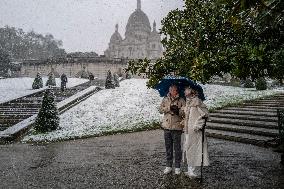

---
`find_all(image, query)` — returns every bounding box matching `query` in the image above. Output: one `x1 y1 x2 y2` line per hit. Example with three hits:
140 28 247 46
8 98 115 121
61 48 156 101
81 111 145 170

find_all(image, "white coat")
183 96 209 167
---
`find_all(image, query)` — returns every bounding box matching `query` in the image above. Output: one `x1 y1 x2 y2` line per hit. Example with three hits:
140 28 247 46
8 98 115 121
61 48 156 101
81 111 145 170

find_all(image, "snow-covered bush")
46 73 56 86
34 89 60 133
244 79 254 88
32 73 43 89
105 70 115 89
255 77 267 90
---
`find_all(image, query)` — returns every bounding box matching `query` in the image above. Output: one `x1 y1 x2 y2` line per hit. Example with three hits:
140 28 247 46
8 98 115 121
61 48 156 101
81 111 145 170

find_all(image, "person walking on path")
89 73 95 85
183 87 209 178
159 85 186 175
60 73 68 92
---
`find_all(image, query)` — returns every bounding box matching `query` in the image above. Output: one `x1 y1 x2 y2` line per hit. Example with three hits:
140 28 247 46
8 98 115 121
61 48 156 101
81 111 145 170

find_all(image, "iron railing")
277 108 284 144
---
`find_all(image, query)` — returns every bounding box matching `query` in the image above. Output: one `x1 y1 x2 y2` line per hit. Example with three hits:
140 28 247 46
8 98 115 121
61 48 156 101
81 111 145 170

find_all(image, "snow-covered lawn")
0 77 88 104
204 84 284 110
23 79 284 142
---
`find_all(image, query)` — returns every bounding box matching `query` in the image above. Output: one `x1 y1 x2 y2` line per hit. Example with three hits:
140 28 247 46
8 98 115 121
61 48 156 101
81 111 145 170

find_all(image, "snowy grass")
22 79 284 143
203 84 284 111
0 77 88 104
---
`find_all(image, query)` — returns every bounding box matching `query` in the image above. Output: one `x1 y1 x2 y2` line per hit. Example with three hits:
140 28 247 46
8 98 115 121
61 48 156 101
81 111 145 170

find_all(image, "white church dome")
125 0 151 36
110 24 122 43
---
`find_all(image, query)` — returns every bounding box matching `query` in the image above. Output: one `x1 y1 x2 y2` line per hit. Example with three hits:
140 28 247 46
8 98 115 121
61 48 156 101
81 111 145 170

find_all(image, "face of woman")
185 88 195 97
184 88 191 97
169 86 178 97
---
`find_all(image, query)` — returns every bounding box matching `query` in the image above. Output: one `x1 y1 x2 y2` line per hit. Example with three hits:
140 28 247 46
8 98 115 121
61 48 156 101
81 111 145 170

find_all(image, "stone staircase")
0 80 105 132
206 93 284 147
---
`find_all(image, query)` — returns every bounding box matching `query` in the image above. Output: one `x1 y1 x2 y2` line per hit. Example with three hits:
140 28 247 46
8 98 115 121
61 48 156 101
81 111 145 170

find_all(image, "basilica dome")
104 0 163 59
110 24 122 43
125 1 151 36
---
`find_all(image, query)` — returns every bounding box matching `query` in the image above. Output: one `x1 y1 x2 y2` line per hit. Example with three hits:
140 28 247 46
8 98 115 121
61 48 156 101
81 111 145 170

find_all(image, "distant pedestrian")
60 73 68 91
113 73 120 87
7 68 12 78
89 73 95 81
159 85 185 175
89 73 95 85
183 87 209 178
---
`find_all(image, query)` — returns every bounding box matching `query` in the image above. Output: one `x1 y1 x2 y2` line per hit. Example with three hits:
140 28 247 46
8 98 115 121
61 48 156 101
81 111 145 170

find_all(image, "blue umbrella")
154 76 205 101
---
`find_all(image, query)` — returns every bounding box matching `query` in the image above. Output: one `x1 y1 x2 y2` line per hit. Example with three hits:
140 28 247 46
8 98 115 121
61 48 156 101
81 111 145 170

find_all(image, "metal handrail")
277 108 284 143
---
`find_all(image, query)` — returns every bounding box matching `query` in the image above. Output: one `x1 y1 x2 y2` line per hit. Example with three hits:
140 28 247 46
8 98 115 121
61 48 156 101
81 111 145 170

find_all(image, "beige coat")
183 96 209 167
159 95 185 130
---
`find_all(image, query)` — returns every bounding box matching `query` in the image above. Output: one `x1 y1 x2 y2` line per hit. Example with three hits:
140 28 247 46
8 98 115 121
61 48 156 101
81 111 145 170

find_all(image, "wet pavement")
0 130 283 189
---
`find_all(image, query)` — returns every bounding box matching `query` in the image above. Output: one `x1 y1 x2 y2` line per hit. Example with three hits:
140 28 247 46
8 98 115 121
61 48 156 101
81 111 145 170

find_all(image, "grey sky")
0 0 184 55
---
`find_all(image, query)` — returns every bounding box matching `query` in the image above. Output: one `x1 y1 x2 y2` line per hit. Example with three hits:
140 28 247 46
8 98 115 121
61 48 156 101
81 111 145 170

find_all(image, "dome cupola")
110 24 122 43
125 0 151 37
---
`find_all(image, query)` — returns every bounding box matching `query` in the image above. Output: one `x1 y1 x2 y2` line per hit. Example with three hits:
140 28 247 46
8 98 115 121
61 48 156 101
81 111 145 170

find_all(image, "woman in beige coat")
183 87 209 177
159 85 185 175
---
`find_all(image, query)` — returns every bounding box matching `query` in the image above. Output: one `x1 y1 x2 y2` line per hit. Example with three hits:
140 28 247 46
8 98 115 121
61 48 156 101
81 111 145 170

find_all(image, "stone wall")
19 57 129 79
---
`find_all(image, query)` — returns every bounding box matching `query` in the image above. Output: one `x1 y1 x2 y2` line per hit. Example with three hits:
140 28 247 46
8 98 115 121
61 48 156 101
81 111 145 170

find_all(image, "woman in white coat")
183 87 209 177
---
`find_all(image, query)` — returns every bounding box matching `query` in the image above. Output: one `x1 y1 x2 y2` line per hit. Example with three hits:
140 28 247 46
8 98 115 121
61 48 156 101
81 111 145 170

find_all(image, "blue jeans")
164 129 182 168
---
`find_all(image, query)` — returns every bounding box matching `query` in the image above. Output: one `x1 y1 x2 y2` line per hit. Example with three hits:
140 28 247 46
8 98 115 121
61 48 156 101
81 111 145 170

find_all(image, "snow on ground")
23 79 284 142
203 84 284 110
0 77 88 104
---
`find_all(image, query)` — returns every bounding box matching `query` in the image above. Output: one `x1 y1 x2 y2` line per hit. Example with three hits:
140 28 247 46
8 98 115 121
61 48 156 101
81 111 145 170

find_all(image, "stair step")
255 99 284 101
1 104 42 108
0 107 39 110
214 109 277 117
4 105 42 109
0 112 35 115
206 122 279 137
255 97 284 100
256 96 284 102
0 126 9 131
0 123 10 127
0 119 23 124
13 100 42 103
210 113 277 122
240 105 282 109
209 117 278 129
224 107 277 112
0 115 32 119
0 110 38 113
248 98 284 101
19 97 66 101
206 129 276 147
0 107 39 109
242 102 282 106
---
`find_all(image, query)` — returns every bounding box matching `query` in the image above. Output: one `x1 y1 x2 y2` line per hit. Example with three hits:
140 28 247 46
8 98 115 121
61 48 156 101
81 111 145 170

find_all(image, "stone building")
16 0 162 79
104 0 163 59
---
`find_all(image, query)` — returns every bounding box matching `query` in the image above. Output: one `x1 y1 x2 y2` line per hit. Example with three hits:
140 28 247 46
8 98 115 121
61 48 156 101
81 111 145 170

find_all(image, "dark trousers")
164 129 182 168
61 82 66 91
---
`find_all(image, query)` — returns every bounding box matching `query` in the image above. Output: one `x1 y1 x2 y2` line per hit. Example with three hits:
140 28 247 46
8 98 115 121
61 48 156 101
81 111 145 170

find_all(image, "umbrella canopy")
154 76 205 101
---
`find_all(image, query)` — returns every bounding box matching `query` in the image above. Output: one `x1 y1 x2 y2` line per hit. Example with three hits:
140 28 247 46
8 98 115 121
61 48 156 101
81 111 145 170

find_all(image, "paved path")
0 130 283 189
